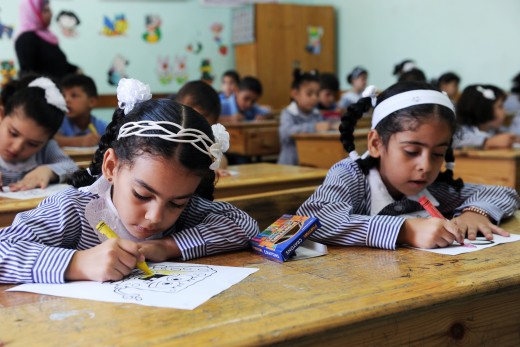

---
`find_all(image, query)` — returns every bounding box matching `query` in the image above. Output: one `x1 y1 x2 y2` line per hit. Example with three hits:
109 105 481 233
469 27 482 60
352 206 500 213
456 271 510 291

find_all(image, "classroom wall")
304 0 520 92
0 0 234 95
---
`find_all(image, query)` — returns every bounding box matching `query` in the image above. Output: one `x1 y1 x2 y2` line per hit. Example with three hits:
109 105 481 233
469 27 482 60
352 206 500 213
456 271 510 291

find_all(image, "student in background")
339 67 368 110
55 74 106 147
0 76 77 190
455 84 516 148
174 80 229 172
298 81 520 250
433 72 460 103
393 59 416 78
398 68 427 82
504 72 520 115
219 70 240 103
220 76 271 122
0 78 258 284
317 72 340 113
278 69 332 166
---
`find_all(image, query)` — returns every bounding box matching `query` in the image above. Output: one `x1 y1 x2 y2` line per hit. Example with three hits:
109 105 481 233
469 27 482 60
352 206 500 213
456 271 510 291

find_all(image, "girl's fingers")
489 224 510 237
443 220 464 244
466 225 479 240
476 224 493 240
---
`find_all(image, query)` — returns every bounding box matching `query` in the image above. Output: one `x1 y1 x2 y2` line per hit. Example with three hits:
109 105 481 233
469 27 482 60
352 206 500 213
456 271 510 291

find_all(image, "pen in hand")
95 221 154 276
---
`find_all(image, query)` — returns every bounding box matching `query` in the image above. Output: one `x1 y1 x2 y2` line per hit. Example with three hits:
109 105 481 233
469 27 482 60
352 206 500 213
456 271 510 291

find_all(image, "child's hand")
81 133 101 147
216 168 231 177
65 238 144 282
398 218 464 248
138 237 181 262
9 166 57 191
451 212 509 240
315 121 331 132
484 133 516 149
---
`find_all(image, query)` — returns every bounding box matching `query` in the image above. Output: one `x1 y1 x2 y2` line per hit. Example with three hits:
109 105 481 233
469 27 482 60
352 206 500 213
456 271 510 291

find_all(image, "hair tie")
362 85 377 107
476 86 495 100
28 77 68 113
402 62 416 73
445 162 455 170
117 78 152 115
349 150 360 161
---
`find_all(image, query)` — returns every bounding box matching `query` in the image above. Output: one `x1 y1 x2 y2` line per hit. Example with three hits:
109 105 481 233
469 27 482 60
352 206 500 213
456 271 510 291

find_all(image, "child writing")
297 81 520 249
339 66 368 110
55 74 107 147
220 76 271 122
0 76 77 190
277 69 332 166
317 72 340 113
433 72 460 104
174 80 229 172
455 84 517 149
219 70 240 103
0 78 259 284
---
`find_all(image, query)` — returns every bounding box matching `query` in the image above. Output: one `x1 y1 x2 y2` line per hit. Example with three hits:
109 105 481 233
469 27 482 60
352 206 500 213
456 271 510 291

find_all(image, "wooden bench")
218 186 317 230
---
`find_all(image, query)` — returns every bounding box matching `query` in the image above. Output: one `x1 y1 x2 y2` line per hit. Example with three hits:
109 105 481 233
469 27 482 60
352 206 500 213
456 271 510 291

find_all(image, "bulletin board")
0 0 235 95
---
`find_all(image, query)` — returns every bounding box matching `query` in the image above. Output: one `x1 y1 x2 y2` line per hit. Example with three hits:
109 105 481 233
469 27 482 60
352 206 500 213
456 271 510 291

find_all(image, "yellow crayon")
88 123 98 135
95 221 154 276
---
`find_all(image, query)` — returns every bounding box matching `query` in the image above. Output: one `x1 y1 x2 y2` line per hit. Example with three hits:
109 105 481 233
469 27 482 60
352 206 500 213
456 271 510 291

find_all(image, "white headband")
28 77 68 113
371 90 455 129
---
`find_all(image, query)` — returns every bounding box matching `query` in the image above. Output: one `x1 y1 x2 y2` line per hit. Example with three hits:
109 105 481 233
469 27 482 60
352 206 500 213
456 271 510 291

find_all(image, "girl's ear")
290 88 299 100
102 148 119 181
367 129 383 158
0 105 5 120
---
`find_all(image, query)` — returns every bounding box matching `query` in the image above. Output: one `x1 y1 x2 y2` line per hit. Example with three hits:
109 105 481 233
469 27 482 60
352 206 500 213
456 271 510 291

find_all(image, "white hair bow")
28 77 68 113
476 86 495 100
117 78 152 114
362 85 377 107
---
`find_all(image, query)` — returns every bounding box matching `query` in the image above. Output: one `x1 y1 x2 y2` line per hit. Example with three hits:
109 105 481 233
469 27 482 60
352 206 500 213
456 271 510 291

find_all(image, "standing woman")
15 0 80 80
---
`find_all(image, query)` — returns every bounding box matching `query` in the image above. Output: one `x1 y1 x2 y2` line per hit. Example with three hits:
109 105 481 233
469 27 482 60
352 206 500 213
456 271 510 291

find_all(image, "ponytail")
434 146 464 191
70 108 126 188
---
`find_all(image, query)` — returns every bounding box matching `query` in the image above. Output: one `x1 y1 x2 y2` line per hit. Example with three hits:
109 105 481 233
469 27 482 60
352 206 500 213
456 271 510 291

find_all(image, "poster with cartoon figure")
102 14 128 36
0 12 14 40
8 263 258 310
1 60 16 87
107 54 129 86
56 10 80 37
200 58 214 84
143 15 161 43
173 55 188 85
156 55 173 85
305 26 323 55
210 22 228 55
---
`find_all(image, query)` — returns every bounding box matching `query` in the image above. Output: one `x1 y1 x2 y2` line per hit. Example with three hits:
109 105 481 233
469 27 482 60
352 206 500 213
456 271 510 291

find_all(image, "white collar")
0 155 37 173
368 168 439 216
286 101 320 117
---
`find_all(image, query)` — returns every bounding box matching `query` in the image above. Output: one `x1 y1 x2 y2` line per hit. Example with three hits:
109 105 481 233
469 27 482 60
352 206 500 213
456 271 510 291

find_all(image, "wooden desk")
224 120 280 156
293 128 369 169
453 148 520 191
2 214 520 346
0 164 326 227
62 147 97 163
215 163 327 199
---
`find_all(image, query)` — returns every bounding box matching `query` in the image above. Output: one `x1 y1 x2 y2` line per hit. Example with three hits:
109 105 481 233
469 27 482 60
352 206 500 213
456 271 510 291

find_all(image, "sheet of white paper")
7 262 258 310
0 184 70 200
409 234 520 255
290 240 328 261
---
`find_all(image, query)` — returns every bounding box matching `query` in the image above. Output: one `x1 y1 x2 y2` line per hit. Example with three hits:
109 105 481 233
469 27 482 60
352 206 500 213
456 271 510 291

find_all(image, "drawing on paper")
110 264 217 301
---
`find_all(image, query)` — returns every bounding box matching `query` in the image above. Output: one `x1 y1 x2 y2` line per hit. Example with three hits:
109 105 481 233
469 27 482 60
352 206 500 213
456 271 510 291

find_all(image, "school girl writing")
0 78 259 283
0 76 77 190
297 81 520 249
455 84 517 149
277 69 332 166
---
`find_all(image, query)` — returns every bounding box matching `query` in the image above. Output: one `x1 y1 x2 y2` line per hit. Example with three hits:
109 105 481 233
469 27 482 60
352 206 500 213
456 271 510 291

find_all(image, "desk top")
222 120 279 129
454 148 520 159
2 213 520 346
292 128 370 140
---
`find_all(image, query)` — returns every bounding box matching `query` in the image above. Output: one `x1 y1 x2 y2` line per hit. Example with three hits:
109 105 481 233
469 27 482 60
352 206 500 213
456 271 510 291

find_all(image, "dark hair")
291 68 319 89
60 74 98 97
238 76 263 96
71 99 217 200
398 68 427 83
175 80 221 124
347 67 367 84
1 73 41 106
319 73 339 92
56 11 80 25
457 84 505 127
511 73 520 94
3 77 65 137
393 59 415 76
339 81 462 190
222 70 240 85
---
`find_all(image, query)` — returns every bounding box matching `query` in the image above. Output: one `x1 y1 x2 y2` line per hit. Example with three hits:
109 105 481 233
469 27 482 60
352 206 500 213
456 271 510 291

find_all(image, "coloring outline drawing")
108 264 217 301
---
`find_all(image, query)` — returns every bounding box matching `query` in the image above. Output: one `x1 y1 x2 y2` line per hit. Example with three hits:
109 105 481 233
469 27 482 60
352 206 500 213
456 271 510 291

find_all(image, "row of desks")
2 212 520 345
0 163 327 227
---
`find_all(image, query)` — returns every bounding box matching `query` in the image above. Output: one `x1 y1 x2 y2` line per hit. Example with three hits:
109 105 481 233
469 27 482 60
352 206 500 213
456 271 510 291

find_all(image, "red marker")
418 196 444 219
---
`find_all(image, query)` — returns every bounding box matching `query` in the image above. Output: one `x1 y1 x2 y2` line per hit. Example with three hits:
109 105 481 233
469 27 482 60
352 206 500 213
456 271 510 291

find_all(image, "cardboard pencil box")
251 214 324 263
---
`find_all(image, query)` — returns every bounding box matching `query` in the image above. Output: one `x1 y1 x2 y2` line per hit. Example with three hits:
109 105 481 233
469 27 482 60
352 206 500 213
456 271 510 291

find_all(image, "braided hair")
70 99 217 200
339 81 463 191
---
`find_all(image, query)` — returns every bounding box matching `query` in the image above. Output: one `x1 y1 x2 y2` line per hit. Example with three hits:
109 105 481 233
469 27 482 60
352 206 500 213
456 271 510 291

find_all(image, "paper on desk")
62 146 98 152
289 240 328 261
7 262 258 310
409 234 520 255
0 184 70 200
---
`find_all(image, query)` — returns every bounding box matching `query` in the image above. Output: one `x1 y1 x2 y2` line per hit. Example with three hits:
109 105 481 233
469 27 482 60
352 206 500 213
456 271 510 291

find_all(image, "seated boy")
55 74 107 147
317 72 341 118
219 70 240 103
174 80 229 172
221 76 271 122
